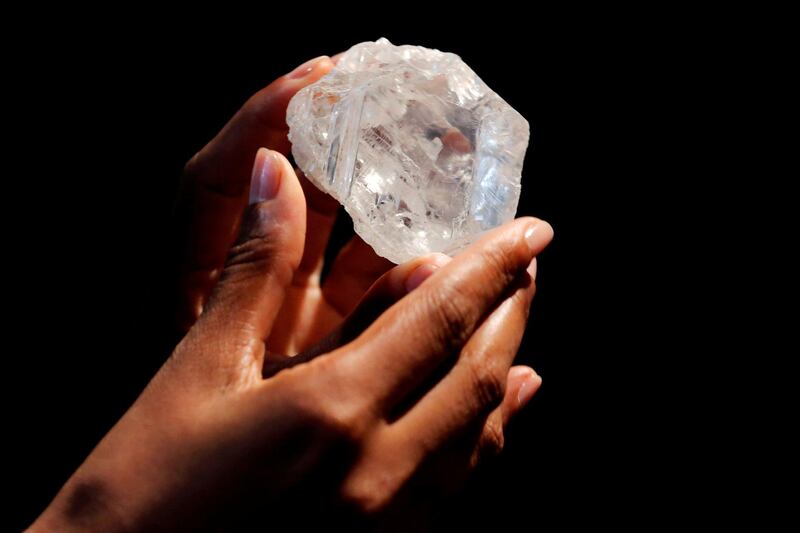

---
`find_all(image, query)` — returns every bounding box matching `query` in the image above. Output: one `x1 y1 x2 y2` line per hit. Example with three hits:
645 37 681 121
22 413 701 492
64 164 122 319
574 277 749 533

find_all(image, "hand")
172 55 392 355
31 57 553 531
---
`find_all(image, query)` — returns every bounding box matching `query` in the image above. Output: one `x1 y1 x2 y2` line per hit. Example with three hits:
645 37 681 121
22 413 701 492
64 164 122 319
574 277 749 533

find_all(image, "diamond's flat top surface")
287 38 529 263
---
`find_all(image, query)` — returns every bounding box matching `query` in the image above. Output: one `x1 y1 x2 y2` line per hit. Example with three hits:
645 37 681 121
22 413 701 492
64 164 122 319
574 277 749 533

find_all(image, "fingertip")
404 263 439 292
269 150 304 191
523 218 554 255
286 55 332 80
270 151 306 210
317 56 335 75
249 148 281 205
508 365 536 382
404 253 452 292
244 148 306 241
502 366 540 425
424 252 453 269
516 370 542 409
270 149 292 171
246 56 334 131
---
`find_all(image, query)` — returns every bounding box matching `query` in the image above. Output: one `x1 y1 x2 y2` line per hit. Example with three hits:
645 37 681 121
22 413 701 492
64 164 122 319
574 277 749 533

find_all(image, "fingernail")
508 366 533 382
249 149 281 205
404 254 451 292
287 55 328 79
517 371 542 408
405 263 440 292
524 219 554 255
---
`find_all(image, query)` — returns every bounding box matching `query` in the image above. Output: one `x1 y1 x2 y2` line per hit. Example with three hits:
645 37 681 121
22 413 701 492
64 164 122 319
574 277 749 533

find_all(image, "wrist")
30 474 133 533
30 401 178 532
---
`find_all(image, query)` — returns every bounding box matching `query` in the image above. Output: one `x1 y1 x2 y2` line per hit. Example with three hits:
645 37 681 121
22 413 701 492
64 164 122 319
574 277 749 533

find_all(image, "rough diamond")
287 38 529 264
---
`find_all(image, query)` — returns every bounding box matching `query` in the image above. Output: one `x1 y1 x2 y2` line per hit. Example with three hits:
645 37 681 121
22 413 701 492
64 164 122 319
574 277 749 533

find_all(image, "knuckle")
476 236 528 286
226 233 276 270
300 359 373 444
222 210 294 282
236 205 282 245
316 403 370 444
478 419 505 459
340 463 405 516
413 228 531 353
425 285 475 348
467 356 507 410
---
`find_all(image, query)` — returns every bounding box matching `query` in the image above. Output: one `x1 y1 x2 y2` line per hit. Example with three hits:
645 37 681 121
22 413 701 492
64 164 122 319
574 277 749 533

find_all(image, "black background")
6 10 698 530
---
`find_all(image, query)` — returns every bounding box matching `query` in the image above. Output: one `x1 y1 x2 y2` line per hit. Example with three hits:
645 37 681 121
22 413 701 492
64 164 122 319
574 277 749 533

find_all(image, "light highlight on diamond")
287 38 529 263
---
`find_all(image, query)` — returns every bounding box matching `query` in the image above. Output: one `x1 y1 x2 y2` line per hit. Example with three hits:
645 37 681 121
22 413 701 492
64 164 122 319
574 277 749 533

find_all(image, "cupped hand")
31 57 553 532
173 55 391 355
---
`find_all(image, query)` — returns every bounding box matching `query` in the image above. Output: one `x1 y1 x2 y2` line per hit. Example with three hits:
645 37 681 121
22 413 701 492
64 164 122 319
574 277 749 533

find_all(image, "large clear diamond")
287 38 529 264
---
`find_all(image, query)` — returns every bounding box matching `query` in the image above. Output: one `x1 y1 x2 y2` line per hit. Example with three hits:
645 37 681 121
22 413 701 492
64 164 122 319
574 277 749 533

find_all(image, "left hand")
173 55 392 354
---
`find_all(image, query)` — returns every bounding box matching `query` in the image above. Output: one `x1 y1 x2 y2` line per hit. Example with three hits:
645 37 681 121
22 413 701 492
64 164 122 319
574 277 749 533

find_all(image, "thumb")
201 148 306 344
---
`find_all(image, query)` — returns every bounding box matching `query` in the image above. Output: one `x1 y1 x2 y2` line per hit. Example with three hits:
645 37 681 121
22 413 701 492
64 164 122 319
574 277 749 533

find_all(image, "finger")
262 253 451 378
317 252 452 353
334 217 553 412
392 366 542 499
287 53 345 283
386 256 537 454
500 365 542 427
196 149 306 369
185 56 333 189
248 166 343 356
293 168 341 284
321 235 395 316
337 365 541 513
471 365 542 465
173 56 334 331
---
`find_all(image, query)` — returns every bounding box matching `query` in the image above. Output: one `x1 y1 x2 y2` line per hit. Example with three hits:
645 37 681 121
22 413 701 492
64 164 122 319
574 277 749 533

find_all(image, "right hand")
32 65 553 532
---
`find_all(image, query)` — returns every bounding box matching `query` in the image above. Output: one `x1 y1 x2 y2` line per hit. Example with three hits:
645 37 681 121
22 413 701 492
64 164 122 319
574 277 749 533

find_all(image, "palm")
171 55 391 345
266 178 392 355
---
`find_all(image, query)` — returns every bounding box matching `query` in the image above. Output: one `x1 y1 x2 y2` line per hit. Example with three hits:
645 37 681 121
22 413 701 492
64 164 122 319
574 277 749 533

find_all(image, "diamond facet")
287 38 529 264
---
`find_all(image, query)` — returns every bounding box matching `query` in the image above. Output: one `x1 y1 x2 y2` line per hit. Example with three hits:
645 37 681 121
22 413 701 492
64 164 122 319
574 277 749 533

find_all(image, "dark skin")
30 56 553 531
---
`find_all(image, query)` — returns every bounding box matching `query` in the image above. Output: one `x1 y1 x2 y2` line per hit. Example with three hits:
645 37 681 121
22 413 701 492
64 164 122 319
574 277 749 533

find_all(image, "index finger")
333 217 554 413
